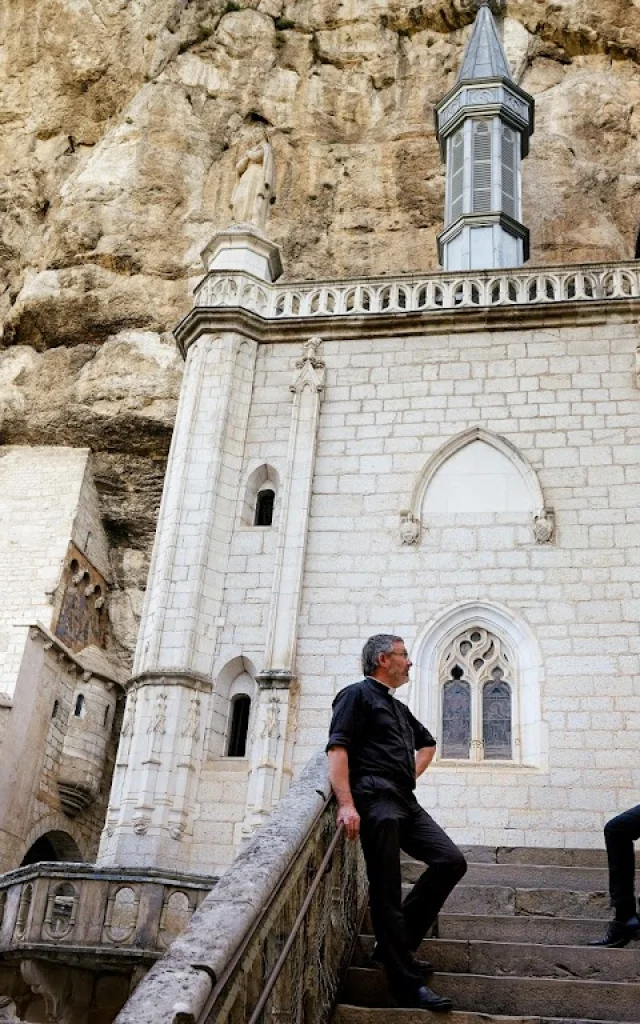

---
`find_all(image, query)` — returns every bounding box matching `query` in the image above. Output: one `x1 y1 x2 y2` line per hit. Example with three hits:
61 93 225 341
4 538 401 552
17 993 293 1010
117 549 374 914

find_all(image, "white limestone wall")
197 319 640 861
0 447 106 699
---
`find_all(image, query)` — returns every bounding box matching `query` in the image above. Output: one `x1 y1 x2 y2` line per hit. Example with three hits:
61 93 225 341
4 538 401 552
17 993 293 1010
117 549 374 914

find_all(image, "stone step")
339 968 640 1022
402 862 609 892
334 1010 638 1024
354 935 640 983
452 847 613 868
437 913 613 946
395 884 610 919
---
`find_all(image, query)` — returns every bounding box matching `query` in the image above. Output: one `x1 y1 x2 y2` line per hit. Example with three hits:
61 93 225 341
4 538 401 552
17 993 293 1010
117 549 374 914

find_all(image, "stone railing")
114 752 368 1024
193 260 640 320
0 863 216 967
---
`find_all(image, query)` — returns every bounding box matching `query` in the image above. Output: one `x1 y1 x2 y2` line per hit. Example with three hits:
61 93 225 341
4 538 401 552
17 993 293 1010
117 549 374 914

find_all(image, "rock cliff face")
1 0 639 658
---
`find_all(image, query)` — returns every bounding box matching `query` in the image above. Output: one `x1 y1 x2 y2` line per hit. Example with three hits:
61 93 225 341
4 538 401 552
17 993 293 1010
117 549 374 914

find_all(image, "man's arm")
415 744 436 779
327 746 360 841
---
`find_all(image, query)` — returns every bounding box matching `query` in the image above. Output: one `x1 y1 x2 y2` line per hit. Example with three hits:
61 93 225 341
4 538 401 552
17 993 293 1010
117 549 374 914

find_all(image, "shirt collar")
365 675 392 696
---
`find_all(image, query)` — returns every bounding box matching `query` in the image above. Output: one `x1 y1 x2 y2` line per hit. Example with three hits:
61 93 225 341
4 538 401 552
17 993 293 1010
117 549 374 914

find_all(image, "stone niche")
53 545 109 654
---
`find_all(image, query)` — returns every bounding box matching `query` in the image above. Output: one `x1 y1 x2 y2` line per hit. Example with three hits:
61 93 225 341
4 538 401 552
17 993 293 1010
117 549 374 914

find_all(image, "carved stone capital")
255 670 296 691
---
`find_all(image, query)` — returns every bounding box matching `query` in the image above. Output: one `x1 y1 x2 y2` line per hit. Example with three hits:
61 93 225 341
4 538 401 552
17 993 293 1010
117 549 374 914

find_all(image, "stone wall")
0 447 106 698
193 314 640 864
0 631 123 872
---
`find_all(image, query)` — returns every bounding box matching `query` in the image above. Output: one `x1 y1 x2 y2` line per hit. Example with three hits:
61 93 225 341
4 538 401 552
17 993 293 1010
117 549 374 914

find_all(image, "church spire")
434 4 535 271
457 3 512 82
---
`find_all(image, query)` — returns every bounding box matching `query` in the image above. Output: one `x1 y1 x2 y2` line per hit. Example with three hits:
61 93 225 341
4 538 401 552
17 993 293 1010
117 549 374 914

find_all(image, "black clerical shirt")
326 677 436 792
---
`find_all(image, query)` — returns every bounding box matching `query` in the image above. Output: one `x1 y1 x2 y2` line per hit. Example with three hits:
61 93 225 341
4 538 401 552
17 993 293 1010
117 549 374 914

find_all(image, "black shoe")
370 941 434 975
394 985 453 1012
588 915 640 948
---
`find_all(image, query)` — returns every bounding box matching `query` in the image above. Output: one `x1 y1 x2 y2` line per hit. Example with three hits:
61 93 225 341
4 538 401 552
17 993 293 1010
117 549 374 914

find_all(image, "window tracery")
439 627 513 761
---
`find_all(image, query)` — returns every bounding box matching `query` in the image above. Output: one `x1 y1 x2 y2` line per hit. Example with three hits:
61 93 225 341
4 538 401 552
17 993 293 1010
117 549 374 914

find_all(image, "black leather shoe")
394 985 453 1012
370 941 434 975
588 915 640 948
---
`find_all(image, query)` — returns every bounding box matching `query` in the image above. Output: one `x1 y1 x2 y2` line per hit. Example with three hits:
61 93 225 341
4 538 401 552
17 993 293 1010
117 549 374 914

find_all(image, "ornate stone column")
243 339 325 833
99 331 257 870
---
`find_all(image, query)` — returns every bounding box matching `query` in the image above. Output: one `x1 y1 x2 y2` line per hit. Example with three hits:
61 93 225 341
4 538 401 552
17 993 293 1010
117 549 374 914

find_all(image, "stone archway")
20 831 83 866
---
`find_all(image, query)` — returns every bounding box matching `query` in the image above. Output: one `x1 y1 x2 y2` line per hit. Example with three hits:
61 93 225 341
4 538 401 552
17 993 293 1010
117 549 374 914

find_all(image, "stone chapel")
0 3 639 1021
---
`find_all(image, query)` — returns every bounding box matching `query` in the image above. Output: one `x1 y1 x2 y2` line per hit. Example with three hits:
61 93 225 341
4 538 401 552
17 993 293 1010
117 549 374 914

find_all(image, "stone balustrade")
193 260 640 320
0 863 216 967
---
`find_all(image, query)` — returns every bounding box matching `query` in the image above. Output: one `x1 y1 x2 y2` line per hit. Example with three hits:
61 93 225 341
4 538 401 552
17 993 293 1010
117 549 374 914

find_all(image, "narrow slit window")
227 695 251 757
74 694 85 718
254 488 275 526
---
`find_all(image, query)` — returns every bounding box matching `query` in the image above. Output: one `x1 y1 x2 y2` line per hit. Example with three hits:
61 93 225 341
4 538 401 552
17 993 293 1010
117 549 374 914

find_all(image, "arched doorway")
20 830 83 866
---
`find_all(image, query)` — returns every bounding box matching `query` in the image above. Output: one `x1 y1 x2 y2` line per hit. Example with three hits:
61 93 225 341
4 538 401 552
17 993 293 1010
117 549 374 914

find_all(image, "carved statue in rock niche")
230 139 275 231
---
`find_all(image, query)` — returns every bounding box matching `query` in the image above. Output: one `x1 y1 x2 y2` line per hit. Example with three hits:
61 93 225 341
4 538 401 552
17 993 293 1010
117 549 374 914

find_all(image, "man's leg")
358 795 423 996
589 804 640 948
604 804 640 920
399 800 467 951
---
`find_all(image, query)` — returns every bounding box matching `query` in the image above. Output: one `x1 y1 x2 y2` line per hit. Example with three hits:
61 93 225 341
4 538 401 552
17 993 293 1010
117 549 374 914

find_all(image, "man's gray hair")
362 634 403 676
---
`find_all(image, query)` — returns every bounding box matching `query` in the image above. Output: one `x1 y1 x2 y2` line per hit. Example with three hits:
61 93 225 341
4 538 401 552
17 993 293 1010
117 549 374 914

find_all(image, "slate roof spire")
457 3 512 83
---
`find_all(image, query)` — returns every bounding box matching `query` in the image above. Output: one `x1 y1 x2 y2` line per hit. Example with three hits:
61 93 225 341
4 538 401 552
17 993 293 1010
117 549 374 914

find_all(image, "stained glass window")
439 627 514 762
442 676 471 759
483 672 512 759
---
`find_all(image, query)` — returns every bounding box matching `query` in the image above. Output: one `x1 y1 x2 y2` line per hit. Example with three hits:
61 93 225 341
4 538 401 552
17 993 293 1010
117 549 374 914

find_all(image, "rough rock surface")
1 0 639 658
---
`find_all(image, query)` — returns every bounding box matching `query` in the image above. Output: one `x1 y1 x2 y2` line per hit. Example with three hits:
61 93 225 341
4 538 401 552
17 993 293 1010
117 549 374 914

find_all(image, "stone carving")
132 816 149 835
533 508 555 544
261 693 281 740
148 692 167 735
399 509 421 546
230 139 275 231
181 697 201 740
121 689 137 738
291 337 326 394
0 997 20 1023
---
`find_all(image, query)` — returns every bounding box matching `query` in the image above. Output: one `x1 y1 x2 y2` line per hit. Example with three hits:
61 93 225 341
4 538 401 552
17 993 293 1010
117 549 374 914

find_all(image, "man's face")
379 641 412 689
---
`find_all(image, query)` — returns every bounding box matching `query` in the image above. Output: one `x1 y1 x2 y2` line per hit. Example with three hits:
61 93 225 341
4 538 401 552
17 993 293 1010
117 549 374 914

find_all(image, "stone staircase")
332 846 640 1024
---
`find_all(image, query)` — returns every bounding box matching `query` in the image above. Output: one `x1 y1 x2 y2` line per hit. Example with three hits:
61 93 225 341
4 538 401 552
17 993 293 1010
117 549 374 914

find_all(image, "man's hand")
337 802 360 841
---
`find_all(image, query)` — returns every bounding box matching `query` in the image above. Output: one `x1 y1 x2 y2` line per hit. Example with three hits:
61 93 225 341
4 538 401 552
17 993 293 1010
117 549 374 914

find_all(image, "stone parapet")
0 863 216 968
190 260 640 324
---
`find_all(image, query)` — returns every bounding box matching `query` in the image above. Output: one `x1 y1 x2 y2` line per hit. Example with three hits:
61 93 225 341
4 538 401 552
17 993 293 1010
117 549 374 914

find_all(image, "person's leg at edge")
399 799 468 952
605 804 640 921
589 804 640 948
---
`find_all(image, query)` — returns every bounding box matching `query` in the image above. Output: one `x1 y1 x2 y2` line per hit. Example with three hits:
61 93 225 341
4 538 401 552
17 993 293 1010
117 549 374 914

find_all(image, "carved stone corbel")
20 960 92 1024
399 509 421 546
533 507 555 544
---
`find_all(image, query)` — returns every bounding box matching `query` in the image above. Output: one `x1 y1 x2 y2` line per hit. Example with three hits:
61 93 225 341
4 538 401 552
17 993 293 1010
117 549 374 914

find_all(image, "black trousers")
353 777 467 997
604 803 640 921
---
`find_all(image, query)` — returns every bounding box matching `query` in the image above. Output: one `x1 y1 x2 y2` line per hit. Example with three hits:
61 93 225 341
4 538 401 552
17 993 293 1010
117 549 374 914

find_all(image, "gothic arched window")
439 628 514 762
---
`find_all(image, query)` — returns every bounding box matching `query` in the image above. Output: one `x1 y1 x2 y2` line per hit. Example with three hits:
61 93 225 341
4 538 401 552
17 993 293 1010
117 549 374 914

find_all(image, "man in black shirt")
327 634 466 1012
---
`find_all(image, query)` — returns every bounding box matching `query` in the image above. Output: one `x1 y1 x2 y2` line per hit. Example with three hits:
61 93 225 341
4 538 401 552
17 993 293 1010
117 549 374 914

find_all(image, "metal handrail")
246 822 345 1024
195 795 339 1022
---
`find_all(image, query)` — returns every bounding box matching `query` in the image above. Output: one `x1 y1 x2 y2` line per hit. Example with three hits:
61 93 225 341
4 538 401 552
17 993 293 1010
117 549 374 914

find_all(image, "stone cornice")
173 260 640 356
174 294 640 356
